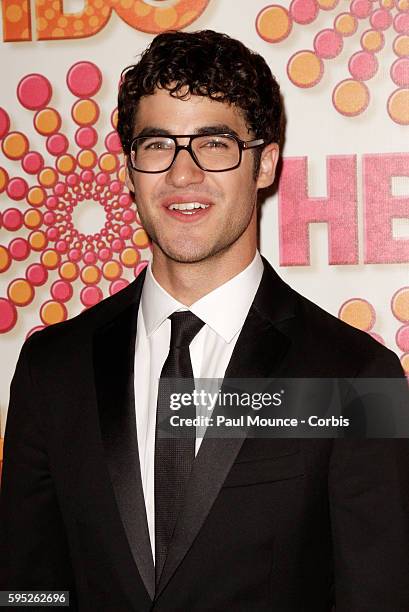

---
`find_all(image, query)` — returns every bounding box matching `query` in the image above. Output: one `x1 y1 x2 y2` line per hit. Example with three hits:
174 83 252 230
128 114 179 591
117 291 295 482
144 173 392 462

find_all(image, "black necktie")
154 311 205 585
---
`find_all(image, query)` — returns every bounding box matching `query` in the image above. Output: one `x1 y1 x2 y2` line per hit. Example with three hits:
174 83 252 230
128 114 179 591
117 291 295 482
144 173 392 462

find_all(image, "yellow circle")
178 10 197 28
120 247 139 267
334 13 357 36
132 228 149 248
85 5 94 15
40 301 66 325
2 132 29 159
339 299 374 331
102 260 121 280
400 353 409 374
94 0 103 8
0 246 10 272
99 153 117 172
73 19 84 30
36 16 48 31
394 35 409 57
154 7 177 29
52 27 65 36
392 287 409 321
317 0 338 7
59 261 78 280
29 230 47 251
388 89 409 125
333 80 369 116
361 30 383 53
380 0 394 7
27 186 46 206
77 149 97 169
256 5 291 43
399 0 409 9
41 249 60 269
89 15 99 27
34 108 60 135
121 0 132 8
24 209 42 228
134 0 151 16
58 16 67 26
8 279 33 306
6 4 23 22
38 167 58 187
81 264 100 284
57 154 76 174
0 167 8 192
288 51 323 88
45 8 55 19
72 99 99 125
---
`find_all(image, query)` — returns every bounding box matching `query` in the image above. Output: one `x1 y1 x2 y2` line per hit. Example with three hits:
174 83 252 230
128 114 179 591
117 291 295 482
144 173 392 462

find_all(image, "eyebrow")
134 124 241 139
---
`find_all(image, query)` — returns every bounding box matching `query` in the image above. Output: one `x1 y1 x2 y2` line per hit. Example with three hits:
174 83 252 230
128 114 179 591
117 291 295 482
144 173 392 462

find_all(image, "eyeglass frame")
128 133 265 174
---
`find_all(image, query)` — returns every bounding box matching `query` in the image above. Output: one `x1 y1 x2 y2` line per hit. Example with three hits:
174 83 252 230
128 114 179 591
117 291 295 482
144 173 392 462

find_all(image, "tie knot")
169 311 205 348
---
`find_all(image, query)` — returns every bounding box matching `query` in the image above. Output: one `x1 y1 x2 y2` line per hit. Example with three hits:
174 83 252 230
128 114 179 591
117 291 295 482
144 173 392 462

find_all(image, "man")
1 30 408 611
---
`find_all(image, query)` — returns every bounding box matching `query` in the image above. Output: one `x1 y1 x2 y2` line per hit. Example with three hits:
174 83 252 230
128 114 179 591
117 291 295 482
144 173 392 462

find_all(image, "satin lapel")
156 258 297 598
93 270 155 601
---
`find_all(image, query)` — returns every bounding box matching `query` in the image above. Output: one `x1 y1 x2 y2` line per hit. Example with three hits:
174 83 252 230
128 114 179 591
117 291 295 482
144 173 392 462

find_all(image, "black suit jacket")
1 257 409 611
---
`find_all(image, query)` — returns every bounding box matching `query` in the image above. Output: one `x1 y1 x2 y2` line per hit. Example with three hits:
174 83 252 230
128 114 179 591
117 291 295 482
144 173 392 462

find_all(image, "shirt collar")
142 251 264 343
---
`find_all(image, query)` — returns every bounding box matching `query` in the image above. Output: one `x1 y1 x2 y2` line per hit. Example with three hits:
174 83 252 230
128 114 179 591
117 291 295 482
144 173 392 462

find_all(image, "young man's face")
126 87 278 265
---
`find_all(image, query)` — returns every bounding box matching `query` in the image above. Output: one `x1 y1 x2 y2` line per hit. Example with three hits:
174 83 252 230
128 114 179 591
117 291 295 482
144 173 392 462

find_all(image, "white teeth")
169 202 210 211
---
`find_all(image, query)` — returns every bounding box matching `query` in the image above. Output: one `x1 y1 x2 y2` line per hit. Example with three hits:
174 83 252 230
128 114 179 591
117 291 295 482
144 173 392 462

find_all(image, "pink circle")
68 248 82 261
9 237 29 260
46 227 59 241
51 280 73 302
75 126 97 148
370 8 392 30
83 250 97 264
26 263 47 286
81 169 94 183
391 57 409 86
369 332 385 345
22 151 44 174
96 172 109 186
67 173 79 187
110 180 122 194
120 225 132 239
66 62 102 97
350 0 372 18
110 278 129 295
3 208 23 230
17 74 52 110
349 51 378 80
98 247 111 261
81 285 103 307
105 131 122 153
396 325 409 351
314 29 343 59
0 108 10 139
111 238 123 252
43 211 56 225
290 0 318 24
46 195 58 209
7 177 28 200
56 240 68 253
119 193 131 207
54 182 66 196
394 12 409 34
0 298 17 333
135 260 148 276
46 133 68 156
122 209 135 223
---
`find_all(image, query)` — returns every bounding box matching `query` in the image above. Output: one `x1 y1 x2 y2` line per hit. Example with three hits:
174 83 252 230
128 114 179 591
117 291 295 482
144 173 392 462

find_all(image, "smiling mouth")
167 202 210 215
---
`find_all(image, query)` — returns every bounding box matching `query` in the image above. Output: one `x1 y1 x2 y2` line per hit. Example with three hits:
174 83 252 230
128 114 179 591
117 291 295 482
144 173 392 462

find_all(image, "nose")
165 146 205 188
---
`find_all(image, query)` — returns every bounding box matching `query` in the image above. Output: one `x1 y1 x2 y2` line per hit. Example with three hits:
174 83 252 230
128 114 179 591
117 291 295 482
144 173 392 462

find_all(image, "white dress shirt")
134 251 264 558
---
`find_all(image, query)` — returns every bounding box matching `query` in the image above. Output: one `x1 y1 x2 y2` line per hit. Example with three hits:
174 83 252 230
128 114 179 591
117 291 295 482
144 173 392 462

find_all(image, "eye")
200 138 229 149
144 140 173 150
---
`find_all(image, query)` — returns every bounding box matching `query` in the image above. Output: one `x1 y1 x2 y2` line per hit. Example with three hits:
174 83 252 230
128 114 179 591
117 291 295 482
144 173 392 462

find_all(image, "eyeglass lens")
130 134 240 172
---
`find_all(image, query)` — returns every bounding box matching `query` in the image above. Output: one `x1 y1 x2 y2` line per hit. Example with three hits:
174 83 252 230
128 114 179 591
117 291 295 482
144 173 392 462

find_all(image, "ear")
256 143 279 189
124 157 135 193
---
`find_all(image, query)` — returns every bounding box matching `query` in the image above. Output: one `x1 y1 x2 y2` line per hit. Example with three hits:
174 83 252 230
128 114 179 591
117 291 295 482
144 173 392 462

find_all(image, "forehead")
133 87 250 136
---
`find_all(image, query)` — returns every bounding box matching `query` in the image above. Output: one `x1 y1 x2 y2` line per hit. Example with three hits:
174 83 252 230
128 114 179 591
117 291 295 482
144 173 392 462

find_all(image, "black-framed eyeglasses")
128 133 265 173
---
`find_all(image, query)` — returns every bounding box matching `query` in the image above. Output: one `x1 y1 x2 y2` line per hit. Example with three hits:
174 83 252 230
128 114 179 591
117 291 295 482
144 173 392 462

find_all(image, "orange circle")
0 246 10 273
29 230 47 251
99 153 118 173
34 108 61 135
59 261 78 280
334 13 357 36
6 4 23 22
401 353 409 374
27 186 46 206
40 300 67 325
8 279 34 306
117 166 126 183
333 80 369 116
102 260 121 280
287 51 323 88
0 167 9 192
120 247 139 268
399 0 409 9
72 99 99 126
154 7 177 28
57 154 76 174
81 264 101 284
38 167 58 187
392 287 409 322
256 5 291 43
111 109 118 128
339 299 375 331
361 30 383 53
2 132 29 160
24 209 42 228
394 35 409 57
388 89 409 125
132 228 150 248
41 249 60 269
77 149 97 169
317 0 338 7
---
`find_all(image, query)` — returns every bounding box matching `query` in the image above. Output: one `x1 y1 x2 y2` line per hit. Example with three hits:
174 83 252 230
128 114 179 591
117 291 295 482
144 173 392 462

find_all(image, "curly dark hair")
117 30 283 168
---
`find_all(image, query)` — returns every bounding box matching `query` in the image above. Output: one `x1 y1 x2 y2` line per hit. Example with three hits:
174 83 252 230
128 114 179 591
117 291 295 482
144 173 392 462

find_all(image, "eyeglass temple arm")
242 139 265 150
